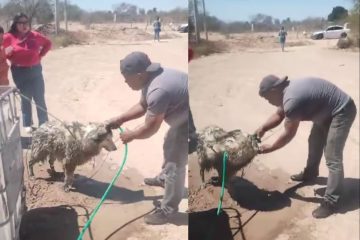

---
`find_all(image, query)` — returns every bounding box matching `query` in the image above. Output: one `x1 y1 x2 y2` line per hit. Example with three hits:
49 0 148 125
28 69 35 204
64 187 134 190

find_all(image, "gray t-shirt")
141 68 188 126
283 77 350 123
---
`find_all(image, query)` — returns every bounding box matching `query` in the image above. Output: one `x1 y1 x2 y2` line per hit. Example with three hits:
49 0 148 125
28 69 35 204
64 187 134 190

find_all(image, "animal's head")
85 123 117 152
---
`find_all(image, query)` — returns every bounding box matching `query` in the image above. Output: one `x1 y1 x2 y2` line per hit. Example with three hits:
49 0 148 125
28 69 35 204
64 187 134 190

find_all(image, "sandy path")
16 34 188 240
189 40 359 240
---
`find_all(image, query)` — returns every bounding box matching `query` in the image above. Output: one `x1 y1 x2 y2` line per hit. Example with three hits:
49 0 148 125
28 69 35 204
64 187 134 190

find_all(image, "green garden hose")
77 128 128 240
217 151 228 216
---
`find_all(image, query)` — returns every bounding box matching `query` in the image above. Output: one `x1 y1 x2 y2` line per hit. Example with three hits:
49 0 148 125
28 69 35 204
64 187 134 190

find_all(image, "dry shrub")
50 30 89 48
193 40 228 58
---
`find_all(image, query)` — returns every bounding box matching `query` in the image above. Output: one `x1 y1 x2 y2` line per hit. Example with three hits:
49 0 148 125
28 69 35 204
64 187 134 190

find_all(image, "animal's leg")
48 156 56 176
63 163 76 192
199 168 207 189
200 168 205 183
209 168 221 186
28 157 37 178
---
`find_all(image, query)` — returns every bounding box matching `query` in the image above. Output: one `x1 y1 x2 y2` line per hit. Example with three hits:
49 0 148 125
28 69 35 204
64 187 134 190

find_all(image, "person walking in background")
153 16 161 42
0 26 9 85
279 26 287 52
3 13 51 133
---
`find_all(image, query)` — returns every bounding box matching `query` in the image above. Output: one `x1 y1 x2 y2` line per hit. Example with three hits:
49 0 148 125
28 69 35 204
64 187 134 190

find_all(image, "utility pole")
64 0 68 32
193 0 200 43
202 0 208 40
54 0 59 35
113 11 117 23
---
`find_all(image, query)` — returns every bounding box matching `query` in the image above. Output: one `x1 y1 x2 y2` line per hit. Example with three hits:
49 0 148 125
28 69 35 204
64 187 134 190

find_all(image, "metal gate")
0 87 25 240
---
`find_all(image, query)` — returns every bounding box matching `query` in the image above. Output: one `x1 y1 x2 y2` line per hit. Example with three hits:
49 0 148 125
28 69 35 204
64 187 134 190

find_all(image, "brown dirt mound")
188 153 304 240
21 149 152 240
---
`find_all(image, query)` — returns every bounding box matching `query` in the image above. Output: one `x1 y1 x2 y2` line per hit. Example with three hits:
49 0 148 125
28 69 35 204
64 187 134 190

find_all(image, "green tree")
1 0 53 24
328 6 348 22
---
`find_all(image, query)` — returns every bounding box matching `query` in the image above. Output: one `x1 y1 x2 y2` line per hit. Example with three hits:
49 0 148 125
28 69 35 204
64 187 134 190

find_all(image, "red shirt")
3 31 51 67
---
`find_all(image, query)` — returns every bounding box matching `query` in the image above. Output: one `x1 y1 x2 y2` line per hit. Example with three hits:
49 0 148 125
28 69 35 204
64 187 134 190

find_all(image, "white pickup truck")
311 23 351 40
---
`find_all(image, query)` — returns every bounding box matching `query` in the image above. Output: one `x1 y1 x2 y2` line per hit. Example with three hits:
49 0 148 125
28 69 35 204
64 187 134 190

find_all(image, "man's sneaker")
144 177 165 188
312 201 336 218
290 170 318 182
144 208 169 225
24 127 33 134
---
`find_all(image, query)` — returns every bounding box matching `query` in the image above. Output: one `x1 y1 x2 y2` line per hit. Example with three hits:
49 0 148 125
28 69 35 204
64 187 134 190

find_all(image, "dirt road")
17 30 188 239
189 38 359 240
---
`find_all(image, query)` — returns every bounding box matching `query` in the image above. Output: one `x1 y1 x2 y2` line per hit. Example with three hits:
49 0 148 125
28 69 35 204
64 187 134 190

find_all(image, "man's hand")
258 144 273 154
105 117 124 130
258 118 299 154
255 127 266 139
120 129 136 144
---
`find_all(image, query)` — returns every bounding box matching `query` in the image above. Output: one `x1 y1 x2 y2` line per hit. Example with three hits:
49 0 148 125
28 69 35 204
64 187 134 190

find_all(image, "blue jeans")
154 29 160 41
280 40 285 51
156 120 188 215
305 99 357 205
11 64 49 127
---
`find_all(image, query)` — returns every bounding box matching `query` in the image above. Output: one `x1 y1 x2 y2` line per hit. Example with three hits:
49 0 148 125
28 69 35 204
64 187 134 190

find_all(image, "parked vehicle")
0 87 26 240
178 23 188 33
311 23 350 40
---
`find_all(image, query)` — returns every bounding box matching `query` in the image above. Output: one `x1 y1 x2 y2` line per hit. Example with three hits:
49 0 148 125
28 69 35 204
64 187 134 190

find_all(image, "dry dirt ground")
189 33 359 240
11 23 188 240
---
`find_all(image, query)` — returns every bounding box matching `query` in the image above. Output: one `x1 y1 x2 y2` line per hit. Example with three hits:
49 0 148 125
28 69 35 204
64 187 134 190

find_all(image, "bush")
50 31 89 48
337 37 354 49
193 40 227 57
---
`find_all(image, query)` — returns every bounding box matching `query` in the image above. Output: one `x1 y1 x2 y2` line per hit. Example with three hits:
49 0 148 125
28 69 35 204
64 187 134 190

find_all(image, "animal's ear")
91 127 108 142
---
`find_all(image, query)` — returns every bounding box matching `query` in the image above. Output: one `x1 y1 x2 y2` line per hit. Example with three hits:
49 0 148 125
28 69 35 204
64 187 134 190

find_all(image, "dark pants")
154 29 160 41
304 99 357 205
11 64 49 127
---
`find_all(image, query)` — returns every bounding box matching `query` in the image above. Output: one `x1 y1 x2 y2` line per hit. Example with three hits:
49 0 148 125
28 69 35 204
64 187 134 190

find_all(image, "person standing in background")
3 13 51 133
279 26 287 52
153 16 161 42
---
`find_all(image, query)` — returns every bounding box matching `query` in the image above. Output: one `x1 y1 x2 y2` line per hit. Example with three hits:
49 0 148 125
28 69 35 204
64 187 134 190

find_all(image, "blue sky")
0 0 354 21
204 0 354 22
67 0 187 12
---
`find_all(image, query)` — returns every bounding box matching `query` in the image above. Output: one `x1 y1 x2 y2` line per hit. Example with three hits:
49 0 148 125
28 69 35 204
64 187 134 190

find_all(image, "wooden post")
202 0 208 40
54 0 59 35
64 0 68 32
193 0 200 43
113 11 117 23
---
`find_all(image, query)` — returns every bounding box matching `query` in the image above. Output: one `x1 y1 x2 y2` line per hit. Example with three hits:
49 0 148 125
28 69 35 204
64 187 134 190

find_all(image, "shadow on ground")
35 173 162 204
284 177 359 214
228 177 291 211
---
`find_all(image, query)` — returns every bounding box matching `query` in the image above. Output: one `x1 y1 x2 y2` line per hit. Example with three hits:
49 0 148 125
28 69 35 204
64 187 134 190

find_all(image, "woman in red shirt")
3 13 51 133
0 26 9 85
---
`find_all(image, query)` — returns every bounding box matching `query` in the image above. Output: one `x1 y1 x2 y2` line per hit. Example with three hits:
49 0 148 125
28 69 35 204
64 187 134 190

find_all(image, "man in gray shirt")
106 52 188 225
255 75 357 218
